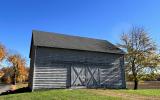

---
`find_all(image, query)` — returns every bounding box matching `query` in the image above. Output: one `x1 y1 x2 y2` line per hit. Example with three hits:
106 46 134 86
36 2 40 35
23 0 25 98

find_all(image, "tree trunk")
134 79 138 90
12 73 16 85
12 63 17 85
131 59 138 90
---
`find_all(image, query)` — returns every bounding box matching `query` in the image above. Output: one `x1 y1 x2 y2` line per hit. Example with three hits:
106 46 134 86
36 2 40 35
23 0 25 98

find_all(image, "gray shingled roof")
32 30 125 54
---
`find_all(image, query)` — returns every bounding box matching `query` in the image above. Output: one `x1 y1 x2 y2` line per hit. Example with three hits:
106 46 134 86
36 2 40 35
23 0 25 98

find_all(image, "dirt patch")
83 89 160 100
127 81 160 89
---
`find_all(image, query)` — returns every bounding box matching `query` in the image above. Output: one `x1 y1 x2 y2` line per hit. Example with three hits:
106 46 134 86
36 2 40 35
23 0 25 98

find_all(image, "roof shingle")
32 30 125 54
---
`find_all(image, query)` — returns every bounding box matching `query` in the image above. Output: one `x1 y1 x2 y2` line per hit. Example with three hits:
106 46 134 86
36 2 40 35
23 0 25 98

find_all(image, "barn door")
86 66 100 87
71 64 100 87
71 65 86 87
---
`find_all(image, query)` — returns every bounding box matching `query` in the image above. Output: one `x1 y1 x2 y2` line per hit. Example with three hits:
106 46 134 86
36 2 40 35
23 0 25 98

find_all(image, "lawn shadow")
0 87 31 96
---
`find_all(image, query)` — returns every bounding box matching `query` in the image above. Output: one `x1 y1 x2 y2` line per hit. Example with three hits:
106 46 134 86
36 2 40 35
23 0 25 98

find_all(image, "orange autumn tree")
0 43 6 78
0 43 6 62
1 67 13 83
8 54 28 85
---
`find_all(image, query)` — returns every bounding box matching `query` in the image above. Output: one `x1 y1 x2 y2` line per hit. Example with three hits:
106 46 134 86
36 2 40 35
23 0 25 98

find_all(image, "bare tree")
118 26 159 89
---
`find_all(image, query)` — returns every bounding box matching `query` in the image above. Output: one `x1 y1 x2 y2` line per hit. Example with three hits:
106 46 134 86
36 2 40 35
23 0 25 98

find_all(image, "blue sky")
0 0 160 65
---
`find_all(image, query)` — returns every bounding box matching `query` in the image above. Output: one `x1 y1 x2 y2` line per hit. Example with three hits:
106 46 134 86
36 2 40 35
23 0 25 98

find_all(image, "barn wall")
28 45 36 90
33 64 68 89
36 47 123 64
32 46 125 90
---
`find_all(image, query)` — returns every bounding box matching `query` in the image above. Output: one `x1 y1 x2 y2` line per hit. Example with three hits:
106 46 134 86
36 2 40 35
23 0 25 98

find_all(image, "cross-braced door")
86 67 100 87
71 65 100 87
71 65 86 86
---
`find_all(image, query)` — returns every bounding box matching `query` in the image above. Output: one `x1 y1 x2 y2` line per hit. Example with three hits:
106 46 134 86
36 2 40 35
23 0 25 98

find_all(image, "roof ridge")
32 29 109 42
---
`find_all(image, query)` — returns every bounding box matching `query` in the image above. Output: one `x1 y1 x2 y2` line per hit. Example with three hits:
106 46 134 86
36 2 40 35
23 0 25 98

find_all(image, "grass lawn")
0 89 160 100
0 89 122 100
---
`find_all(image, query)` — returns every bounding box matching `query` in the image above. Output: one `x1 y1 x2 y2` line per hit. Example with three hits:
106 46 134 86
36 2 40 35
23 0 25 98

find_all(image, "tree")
1 67 13 83
118 26 160 89
0 43 6 62
7 54 28 85
0 43 6 79
0 70 4 78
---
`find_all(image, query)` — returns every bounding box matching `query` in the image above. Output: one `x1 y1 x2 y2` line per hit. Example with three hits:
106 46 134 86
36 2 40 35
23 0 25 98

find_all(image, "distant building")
28 30 126 90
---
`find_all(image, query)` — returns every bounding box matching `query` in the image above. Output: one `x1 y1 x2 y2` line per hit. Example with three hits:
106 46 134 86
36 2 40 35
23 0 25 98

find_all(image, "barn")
28 30 126 90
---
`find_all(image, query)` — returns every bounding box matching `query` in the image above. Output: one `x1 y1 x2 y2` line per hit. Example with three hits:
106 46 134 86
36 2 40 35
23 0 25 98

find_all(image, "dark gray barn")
29 30 126 90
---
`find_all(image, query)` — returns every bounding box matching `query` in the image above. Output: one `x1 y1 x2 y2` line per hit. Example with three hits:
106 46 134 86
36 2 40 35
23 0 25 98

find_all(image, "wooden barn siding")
31 47 125 90
34 66 68 89
120 56 126 88
28 45 36 90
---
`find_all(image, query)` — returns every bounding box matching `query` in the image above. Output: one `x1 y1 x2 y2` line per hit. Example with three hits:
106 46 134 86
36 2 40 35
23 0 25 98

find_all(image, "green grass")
0 89 121 100
1 89 160 100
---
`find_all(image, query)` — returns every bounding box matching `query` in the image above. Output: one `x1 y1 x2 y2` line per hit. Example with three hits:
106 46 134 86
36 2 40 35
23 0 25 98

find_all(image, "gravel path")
0 83 11 94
